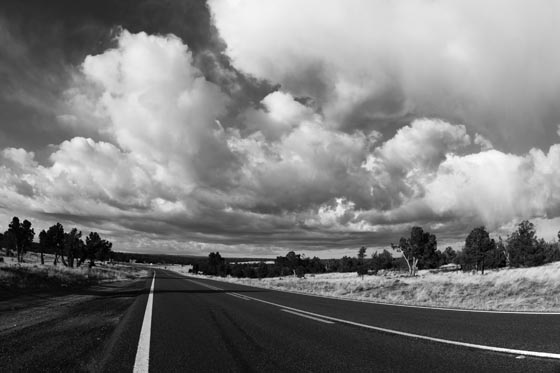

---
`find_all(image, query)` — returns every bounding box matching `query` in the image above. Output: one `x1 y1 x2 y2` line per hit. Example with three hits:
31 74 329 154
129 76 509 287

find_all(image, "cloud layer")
209 0 560 152
2 1 560 256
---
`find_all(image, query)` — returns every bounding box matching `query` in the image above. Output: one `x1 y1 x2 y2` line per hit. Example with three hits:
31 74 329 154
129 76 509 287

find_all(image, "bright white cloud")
361 119 471 209
424 145 560 230
82 31 233 189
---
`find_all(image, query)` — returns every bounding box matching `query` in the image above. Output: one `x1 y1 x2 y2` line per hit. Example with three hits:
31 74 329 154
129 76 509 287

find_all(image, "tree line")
0 216 113 267
456 221 560 273
202 219 560 278
390 220 560 275
200 251 326 278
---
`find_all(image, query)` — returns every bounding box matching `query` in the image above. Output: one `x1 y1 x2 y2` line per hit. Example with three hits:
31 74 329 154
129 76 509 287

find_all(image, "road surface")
101 269 560 372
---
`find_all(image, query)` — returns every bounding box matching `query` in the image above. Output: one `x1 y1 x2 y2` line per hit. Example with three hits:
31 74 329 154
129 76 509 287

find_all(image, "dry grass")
0 250 148 291
167 263 560 312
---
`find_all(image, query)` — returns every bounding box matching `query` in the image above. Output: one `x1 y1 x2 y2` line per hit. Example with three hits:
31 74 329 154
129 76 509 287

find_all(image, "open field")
0 250 148 293
165 262 560 312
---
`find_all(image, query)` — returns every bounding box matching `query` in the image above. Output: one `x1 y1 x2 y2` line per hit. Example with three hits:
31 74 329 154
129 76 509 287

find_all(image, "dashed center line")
281 308 334 324
230 292 251 300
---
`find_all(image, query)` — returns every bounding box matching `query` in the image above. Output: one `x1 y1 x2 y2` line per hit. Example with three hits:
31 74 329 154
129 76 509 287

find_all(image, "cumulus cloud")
474 133 494 151
227 91 379 212
0 31 233 244
81 31 235 187
4 26 560 255
362 119 471 209
424 146 560 230
209 0 560 152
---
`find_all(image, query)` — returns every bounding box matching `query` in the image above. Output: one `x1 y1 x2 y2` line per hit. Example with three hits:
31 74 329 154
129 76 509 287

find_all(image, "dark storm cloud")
0 0 273 155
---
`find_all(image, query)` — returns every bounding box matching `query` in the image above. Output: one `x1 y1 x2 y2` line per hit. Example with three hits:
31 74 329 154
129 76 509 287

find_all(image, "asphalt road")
102 270 560 372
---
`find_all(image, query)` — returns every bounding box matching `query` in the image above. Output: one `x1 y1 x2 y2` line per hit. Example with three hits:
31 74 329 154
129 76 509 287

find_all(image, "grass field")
167 262 560 312
0 250 148 291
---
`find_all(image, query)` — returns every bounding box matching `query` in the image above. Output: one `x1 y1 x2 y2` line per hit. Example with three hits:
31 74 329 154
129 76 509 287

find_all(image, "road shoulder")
0 276 150 372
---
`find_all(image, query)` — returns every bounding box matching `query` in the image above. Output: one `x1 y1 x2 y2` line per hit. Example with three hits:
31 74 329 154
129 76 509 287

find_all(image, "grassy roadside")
0 251 148 294
166 262 560 312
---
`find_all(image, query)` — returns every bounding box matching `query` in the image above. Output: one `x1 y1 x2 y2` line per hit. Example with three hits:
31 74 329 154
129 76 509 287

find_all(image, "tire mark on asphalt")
208 308 255 373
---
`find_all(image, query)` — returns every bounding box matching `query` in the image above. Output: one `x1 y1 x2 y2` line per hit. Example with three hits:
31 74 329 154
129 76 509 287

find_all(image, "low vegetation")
178 263 560 312
168 219 560 312
194 220 560 280
0 216 150 292
0 252 147 292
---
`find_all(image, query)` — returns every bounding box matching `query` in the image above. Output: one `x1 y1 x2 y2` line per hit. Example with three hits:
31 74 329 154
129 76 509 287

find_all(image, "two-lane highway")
103 270 560 372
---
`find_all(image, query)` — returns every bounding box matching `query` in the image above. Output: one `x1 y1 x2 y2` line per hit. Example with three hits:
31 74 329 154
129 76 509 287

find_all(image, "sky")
1 0 560 258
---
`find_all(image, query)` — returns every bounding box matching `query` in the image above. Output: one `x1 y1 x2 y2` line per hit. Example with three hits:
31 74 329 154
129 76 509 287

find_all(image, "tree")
506 220 545 267
46 223 66 266
356 264 368 279
286 251 301 273
464 227 495 274
440 247 456 265
339 256 358 272
257 261 269 278
294 266 306 278
497 237 510 267
356 246 368 278
371 250 393 271
544 240 560 263
308 257 325 274
64 228 83 268
8 217 35 263
84 232 112 267
276 251 304 275
207 252 225 276
38 230 47 265
358 246 366 263
392 226 437 276
3 229 16 257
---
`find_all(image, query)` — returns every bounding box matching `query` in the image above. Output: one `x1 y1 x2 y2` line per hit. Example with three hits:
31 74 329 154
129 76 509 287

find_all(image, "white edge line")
281 308 334 324
133 272 156 373
188 276 560 315
186 277 560 360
